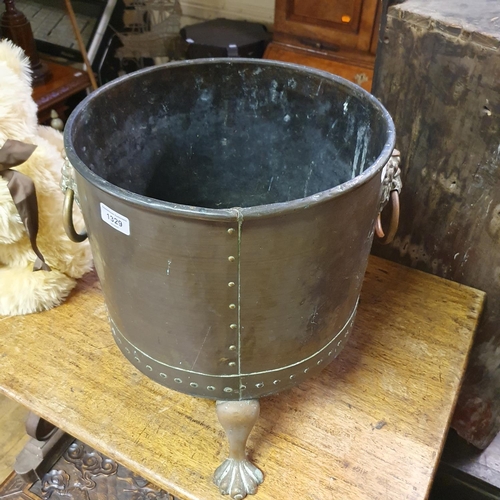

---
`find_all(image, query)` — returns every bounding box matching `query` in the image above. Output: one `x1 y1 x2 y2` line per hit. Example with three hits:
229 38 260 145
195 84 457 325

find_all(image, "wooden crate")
372 0 500 448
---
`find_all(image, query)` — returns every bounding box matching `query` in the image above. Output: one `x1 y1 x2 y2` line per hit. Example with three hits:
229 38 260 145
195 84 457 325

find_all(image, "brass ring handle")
63 188 88 242
375 189 400 245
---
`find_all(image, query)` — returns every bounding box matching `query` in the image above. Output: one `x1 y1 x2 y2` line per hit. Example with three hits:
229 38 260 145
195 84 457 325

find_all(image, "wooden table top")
0 256 484 500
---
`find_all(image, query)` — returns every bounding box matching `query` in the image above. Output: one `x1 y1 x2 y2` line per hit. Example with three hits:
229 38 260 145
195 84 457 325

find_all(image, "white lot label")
100 203 130 235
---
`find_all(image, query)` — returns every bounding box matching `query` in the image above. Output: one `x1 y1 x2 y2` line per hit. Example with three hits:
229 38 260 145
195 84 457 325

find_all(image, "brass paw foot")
214 458 264 499
213 400 263 499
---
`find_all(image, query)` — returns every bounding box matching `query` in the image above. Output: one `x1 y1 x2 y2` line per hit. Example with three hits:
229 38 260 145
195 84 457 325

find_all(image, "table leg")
14 412 73 483
213 399 263 500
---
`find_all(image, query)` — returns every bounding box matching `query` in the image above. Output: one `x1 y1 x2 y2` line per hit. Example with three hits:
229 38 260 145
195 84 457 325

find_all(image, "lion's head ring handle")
376 149 402 245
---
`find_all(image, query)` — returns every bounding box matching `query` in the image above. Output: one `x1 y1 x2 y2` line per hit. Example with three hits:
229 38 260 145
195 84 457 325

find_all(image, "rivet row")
114 317 350 395
227 233 238 366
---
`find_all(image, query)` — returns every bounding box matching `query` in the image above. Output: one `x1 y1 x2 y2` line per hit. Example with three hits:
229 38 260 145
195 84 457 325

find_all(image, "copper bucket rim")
64 57 396 222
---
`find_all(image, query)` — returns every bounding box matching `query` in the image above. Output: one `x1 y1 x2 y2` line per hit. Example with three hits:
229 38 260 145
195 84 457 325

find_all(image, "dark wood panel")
273 0 381 53
440 431 500 489
289 0 363 33
372 0 500 449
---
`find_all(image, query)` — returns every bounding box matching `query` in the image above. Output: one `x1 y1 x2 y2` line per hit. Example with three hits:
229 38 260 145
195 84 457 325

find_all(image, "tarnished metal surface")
64 58 395 400
372 1 500 447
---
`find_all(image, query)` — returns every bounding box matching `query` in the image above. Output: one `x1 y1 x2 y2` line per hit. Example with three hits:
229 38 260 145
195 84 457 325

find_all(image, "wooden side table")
32 59 90 125
0 256 485 500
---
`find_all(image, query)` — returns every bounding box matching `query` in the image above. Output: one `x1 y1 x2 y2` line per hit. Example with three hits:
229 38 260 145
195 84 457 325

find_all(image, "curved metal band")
109 300 358 400
63 188 88 242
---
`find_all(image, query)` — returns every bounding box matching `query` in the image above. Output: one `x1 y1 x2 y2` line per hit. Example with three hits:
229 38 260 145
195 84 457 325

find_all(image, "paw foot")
214 458 264 500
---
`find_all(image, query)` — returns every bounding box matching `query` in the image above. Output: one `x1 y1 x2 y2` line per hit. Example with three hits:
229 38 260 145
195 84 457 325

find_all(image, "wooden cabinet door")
274 0 381 53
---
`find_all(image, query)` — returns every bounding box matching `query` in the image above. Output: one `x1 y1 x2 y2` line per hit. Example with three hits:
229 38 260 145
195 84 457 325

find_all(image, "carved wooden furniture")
264 0 383 91
0 441 177 500
371 0 500 449
32 59 90 125
0 257 485 499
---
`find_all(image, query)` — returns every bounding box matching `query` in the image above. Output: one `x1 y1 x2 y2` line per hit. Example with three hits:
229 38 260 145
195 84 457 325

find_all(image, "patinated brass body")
63 59 395 401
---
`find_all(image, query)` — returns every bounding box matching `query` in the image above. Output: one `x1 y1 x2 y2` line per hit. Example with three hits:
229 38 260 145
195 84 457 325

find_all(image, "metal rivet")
304 368 309 373
230 324 237 329
134 357 140 363
228 256 235 262
207 386 215 391
146 365 153 371
117 338 122 344
290 374 295 380
328 351 333 357
229 304 236 309
256 382 264 388
317 359 323 365
160 373 167 378
229 361 236 367
273 379 280 385
190 382 198 388
125 347 130 353
228 282 235 287
240 385 247 390
229 345 237 351
224 387 233 393
174 378 182 383
227 228 235 235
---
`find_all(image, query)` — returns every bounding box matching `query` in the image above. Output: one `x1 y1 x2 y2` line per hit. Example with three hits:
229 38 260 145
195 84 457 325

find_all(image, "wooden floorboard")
0 395 29 484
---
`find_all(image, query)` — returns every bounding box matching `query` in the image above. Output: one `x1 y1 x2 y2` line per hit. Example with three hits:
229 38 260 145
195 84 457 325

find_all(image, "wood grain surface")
0 256 485 500
0 397 29 484
264 43 373 91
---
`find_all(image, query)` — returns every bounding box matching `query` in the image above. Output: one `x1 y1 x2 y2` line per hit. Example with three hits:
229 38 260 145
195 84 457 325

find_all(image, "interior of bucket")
69 61 389 209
